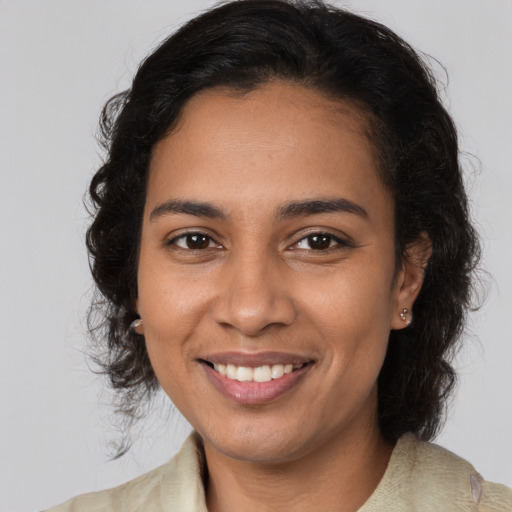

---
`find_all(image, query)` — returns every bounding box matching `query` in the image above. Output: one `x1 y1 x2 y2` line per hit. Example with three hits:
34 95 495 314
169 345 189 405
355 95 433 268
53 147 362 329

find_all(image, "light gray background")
1 1 511 510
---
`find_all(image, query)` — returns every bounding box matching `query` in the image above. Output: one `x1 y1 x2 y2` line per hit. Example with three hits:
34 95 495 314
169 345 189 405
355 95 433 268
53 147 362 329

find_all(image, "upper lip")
199 351 313 367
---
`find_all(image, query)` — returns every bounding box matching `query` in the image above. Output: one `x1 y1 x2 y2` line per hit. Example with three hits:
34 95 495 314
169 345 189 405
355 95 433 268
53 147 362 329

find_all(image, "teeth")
253 365 272 382
211 362 304 382
271 364 284 379
236 366 253 381
226 363 237 379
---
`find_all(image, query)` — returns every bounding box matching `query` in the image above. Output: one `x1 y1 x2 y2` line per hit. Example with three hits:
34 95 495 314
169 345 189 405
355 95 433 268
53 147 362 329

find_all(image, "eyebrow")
150 199 226 221
276 198 368 220
149 197 368 222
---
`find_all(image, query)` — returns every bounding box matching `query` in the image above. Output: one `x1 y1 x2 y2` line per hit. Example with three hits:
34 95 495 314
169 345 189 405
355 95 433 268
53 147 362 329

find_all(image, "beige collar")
47 431 512 511
161 432 511 511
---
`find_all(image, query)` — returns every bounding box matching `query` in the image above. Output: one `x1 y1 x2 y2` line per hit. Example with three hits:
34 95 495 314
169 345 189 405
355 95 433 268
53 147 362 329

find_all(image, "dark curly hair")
87 0 480 454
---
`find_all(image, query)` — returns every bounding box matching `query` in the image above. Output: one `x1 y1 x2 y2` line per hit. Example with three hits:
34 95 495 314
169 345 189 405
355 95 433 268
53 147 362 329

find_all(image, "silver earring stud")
130 318 144 335
399 308 411 327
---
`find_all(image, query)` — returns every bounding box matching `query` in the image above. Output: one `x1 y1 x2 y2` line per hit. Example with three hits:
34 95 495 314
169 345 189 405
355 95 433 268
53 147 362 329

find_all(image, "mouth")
202 361 307 383
198 352 314 405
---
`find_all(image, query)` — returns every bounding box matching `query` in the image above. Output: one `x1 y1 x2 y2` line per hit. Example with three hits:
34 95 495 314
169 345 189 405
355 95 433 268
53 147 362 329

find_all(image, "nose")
211 253 296 337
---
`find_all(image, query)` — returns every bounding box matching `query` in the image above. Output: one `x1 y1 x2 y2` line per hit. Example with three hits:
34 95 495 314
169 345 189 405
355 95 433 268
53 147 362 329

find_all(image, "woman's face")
137 81 421 463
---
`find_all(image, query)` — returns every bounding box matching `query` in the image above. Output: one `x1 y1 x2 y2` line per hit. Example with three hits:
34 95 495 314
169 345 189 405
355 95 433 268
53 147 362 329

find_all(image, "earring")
130 318 144 335
399 308 412 327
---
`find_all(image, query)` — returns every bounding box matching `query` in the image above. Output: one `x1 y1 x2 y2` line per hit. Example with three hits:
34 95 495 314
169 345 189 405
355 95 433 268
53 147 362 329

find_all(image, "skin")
137 81 428 512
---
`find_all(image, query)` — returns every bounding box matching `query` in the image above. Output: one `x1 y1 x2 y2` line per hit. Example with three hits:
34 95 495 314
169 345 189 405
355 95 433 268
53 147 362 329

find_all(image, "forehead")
148 81 390 222
166 81 376 158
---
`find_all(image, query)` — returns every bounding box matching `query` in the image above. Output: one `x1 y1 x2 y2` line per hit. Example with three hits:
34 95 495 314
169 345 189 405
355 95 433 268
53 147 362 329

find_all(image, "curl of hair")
87 0 481 453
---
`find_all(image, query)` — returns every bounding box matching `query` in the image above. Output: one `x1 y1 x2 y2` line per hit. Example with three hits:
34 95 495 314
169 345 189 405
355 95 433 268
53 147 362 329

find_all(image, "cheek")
138 250 212 329
299 258 396 335
297 257 395 383
136 258 205 382
140 288 205 369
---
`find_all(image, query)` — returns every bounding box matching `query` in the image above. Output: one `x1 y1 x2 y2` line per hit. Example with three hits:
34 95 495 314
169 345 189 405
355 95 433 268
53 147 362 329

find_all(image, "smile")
211 363 305 382
199 352 314 405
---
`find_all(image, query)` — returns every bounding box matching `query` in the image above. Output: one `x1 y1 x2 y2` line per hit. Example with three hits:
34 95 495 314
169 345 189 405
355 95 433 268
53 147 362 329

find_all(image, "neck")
204 420 393 512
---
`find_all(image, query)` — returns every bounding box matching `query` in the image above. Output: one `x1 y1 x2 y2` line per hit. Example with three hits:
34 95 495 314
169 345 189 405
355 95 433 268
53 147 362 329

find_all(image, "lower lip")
201 363 311 405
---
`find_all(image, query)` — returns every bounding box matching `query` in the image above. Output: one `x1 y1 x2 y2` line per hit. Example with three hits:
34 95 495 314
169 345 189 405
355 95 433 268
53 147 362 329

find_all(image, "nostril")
211 291 297 337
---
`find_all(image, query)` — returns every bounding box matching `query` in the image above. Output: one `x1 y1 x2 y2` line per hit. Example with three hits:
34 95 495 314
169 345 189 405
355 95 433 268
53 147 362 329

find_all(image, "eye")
294 233 349 251
169 233 219 250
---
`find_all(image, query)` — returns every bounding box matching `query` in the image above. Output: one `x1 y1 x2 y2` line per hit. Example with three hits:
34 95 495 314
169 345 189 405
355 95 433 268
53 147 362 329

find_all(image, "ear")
391 233 432 330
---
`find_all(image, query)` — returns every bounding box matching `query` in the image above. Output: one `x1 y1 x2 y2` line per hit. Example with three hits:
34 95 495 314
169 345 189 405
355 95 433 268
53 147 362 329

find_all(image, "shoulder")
44 463 169 512
362 433 512 511
43 433 207 512
405 435 512 511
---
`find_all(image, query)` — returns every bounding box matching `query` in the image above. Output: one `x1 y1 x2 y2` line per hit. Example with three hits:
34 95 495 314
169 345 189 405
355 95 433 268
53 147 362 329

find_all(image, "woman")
46 0 512 510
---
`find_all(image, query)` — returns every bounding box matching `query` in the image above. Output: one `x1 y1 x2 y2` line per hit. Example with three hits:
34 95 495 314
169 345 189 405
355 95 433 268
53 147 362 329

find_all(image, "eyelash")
166 232 220 251
166 231 353 252
292 232 353 251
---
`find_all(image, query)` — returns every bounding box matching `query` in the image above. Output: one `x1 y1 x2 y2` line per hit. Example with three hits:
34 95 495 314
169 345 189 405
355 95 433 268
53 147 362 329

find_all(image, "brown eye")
307 234 332 250
187 234 210 249
172 233 214 250
294 232 352 251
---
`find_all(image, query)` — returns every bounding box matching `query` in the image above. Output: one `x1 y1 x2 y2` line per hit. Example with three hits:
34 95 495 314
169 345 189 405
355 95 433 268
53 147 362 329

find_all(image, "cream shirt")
46 433 512 511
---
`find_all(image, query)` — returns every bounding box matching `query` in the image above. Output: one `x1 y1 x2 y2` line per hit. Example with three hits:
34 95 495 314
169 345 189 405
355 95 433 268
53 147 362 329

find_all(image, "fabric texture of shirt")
45 432 512 511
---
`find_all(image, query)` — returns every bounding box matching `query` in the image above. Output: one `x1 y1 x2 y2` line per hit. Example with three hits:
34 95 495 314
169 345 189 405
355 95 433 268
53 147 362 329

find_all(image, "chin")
198 415 330 465
213 435 306 464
